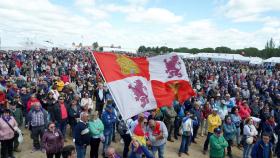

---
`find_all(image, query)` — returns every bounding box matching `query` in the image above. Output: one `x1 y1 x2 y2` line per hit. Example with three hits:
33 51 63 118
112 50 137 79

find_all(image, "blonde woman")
89 111 104 158
243 117 258 158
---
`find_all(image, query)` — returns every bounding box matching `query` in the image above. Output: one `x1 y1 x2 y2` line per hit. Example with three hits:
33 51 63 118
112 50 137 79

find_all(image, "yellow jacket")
207 114 222 133
56 80 64 92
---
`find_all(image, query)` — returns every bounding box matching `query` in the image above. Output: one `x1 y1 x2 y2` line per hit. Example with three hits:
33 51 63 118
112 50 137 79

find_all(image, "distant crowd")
0 49 279 158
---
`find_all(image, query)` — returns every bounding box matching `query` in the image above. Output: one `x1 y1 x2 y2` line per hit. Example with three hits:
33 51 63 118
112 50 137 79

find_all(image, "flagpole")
91 51 133 136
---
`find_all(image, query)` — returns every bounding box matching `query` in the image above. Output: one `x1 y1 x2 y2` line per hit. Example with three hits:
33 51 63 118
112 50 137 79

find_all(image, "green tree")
168 48 174 52
189 48 200 54
92 42 99 50
78 43 83 48
159 46 169 53
242 47 260 57
138 45 146 53
200 47 214 53
173 47 189 53
264 38 276 58
265 38 275 49
215 46 231 53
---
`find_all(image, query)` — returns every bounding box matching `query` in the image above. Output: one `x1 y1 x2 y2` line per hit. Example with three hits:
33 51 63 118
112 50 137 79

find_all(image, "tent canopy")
264 57 280 63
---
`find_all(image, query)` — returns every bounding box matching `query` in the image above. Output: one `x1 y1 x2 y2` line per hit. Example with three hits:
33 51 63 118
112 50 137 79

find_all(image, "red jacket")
202 107 212 119
60 75 69 83
238 105 251 120
0 92 6 104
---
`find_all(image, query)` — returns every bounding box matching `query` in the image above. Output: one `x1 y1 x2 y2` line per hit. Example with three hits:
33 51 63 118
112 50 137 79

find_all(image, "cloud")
83 8 109 19
0 0 280 50
125 0 150 6
75 0 182 24
126 8 183 23
154 19 280 49
0 0 102 47
218 0 280 23
75 0 95 7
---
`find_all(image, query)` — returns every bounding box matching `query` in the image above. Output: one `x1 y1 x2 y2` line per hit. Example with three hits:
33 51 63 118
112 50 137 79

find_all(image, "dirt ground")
14 127 243 158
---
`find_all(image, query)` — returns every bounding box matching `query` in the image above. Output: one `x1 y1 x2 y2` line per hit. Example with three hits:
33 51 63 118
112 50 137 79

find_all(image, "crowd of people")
0 49 279 158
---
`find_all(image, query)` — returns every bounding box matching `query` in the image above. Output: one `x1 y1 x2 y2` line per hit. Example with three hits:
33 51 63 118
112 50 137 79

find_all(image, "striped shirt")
31 110 45 127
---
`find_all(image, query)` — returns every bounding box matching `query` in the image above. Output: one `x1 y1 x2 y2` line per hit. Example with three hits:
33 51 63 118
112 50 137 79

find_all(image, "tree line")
137 38 280 59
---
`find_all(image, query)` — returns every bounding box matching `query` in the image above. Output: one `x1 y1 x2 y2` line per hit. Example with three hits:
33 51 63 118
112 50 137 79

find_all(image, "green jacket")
210 134 228 158
164 107 177 123
11 108 23 126
88 118 104 138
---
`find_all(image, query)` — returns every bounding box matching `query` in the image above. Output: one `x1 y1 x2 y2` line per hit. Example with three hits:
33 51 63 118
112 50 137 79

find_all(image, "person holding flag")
147 117 168 158
101 102 117 157
130 113 153 158
178 111 193 157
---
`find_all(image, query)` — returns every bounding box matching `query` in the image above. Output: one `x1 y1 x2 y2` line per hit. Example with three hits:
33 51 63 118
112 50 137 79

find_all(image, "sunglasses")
49 126 55 128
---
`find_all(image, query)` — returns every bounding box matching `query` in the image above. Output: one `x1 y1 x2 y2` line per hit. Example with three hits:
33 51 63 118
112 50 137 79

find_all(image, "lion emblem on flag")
128 79 149 108
164 55 182 78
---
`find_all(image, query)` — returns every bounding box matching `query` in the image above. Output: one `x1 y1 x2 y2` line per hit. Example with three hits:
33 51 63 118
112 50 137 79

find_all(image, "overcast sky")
0 0 280 49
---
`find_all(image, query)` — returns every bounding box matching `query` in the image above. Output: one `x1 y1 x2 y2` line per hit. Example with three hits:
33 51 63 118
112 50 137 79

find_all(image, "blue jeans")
236 127 241 144
75 144 87 158
129 145 154 158
151 144 165 158
179 135 190 153
243 143 253 158
103 132 113 154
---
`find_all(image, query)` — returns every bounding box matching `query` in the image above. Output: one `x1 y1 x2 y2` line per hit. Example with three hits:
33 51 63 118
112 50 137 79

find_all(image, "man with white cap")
203 108 222 155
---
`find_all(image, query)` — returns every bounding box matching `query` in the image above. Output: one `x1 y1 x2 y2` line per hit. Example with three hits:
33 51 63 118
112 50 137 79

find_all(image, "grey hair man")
27 102 48 152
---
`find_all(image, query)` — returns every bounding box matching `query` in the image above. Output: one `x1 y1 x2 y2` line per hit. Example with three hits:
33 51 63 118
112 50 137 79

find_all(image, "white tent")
194 53 250 62
264 57 280 63
249 57 263 65
174 52 195 59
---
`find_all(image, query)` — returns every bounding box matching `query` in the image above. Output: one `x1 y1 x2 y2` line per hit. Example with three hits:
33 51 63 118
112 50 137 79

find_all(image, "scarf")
2 115 11 122
266 120 275 126
133 123 146 146
152 121 161 136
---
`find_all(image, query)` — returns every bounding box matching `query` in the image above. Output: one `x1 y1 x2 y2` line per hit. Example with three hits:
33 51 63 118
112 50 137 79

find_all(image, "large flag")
93 52 195 119
148 54 195 107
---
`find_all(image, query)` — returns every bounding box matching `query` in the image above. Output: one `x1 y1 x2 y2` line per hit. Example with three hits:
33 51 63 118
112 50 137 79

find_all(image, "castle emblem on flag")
128 79 149 108
116 55 140 75
164 55 182 78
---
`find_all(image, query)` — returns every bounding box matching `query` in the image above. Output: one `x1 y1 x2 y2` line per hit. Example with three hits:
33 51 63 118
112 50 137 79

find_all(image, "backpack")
117 120 128 135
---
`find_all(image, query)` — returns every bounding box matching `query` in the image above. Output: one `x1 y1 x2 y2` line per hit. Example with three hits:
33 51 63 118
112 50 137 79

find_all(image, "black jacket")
51 103 68 123
94 89 106 105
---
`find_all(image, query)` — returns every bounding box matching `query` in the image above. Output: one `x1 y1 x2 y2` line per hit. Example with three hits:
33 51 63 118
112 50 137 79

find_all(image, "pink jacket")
0 117 18 140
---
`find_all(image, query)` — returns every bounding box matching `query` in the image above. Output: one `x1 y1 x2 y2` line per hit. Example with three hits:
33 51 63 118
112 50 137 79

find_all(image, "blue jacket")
190 108 202 125
7 88 16 101
251 140 273 158
222 123 236 140
20 93 31 107
101 109 117 135
262 122 275 136
74 121 91 146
